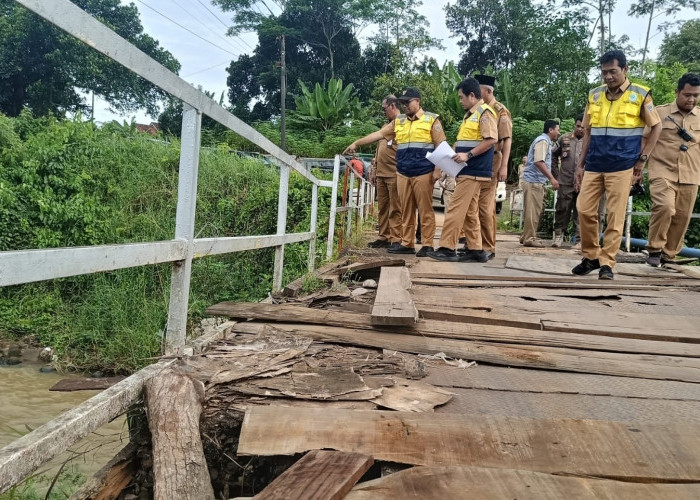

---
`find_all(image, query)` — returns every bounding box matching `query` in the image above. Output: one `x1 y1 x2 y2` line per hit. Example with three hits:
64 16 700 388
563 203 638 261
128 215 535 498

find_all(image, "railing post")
625 195 633 252
308 183 318 271
273 164 290 292
346 171 354 240
165 104 201 355
326 156 340 260
359 178 365 223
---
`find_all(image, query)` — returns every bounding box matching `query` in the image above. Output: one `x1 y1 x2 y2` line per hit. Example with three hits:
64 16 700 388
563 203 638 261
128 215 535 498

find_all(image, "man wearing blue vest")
385 87 447 256
573 50 661 279
520 120 561 247
428 78 498 262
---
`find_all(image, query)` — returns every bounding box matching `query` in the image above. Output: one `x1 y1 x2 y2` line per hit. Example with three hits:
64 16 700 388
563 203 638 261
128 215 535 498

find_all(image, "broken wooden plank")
371 267 418 326
282 258 350 297
255 449 373 500
345 465 700 500
238 406 700 481
411 277 689 290
335 259 405 276
232 322 700 383
422 365 700 401
666 263 700 279
49 376 126 392
68 443 136 500
210 303 700 358
370 378 452 412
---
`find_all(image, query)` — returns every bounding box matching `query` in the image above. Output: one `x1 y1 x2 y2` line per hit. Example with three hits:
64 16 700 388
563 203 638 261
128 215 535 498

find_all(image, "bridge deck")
194 231 700 498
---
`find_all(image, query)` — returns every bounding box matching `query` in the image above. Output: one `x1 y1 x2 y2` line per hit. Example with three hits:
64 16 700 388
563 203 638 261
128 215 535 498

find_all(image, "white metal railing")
0 1 369 493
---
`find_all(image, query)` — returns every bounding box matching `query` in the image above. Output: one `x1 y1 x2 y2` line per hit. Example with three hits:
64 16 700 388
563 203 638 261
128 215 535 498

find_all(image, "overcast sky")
95 0 694 123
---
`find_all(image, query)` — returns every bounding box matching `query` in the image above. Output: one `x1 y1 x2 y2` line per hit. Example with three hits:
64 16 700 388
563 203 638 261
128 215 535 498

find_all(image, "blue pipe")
622 237 700 258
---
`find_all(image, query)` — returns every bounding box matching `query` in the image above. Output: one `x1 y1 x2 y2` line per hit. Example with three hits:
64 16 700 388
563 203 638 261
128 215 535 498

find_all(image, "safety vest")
455 104 496 178
394 111 438 177
585 82 649 173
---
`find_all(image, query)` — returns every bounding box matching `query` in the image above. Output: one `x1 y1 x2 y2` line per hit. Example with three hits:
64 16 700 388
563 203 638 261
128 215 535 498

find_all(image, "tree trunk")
641 0 655 75
145 367 214 500
599 0 606 55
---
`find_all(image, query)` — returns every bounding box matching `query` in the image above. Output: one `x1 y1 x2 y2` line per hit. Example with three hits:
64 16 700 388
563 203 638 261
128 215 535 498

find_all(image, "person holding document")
428 78 498 262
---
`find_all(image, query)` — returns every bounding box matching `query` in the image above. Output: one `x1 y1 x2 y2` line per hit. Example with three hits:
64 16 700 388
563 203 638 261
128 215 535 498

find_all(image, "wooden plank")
255 449 373 500
346 465 700 500
49 376 126 392
422 365 700 401
439 387 700 423
412 278 690 290
371 267 418 326
505 254 692 278
335 259 405 275
282 258 350 297
666 263 700 279
210 303 700 358
233 322 700 383
541 315 700 343
238 406 700 481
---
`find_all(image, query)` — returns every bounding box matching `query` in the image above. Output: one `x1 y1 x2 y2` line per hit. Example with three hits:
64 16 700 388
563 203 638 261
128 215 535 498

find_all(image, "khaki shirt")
485 96 512 172
647 102 700 185
552 132 583 186
384 108 447 147
582 79 661 130
467 99 498 141
533 140 549 163
376 122 398 178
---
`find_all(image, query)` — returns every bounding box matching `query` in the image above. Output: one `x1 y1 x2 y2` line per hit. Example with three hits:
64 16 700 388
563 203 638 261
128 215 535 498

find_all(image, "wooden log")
255 449 373 500
346 465 700 500
371 267 418 326
238 406 700 482
145 367 214 500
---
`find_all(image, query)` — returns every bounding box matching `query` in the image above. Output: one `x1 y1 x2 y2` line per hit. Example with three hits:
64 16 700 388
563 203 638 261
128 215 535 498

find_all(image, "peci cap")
398 87 421 101
474 74 496 87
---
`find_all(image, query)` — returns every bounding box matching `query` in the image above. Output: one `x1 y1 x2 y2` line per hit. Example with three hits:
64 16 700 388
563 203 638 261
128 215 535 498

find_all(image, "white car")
433 180 507 213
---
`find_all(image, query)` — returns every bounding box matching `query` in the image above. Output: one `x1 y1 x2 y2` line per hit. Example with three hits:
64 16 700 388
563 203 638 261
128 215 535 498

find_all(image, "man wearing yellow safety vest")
384 87 447 256
428 78 498 262
572 50 661 280
461 74 512 260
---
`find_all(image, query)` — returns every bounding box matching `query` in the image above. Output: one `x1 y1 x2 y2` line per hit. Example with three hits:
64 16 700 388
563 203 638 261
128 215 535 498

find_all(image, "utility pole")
280 34 287 152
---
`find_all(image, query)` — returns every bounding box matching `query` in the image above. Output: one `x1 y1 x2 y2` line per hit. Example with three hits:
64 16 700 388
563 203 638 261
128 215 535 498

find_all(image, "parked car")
433 180 508 212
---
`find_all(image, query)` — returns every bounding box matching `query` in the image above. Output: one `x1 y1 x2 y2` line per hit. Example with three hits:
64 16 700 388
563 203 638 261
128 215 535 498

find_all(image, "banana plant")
291 78 360 131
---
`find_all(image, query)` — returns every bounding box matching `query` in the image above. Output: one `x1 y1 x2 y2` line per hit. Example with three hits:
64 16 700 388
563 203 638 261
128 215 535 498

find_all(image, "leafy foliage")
291 78 360 131
659 19 700 71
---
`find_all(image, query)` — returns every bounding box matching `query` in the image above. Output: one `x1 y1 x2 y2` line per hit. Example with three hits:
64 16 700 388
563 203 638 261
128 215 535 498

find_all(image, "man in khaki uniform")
462 74 512 259
551 115 585 247
573 50 661 280
428 78 498 262
645 73 700 267
344 95 402 249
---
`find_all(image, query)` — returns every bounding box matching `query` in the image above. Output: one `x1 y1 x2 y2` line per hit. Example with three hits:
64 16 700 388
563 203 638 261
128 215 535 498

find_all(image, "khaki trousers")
397 172 435 248
376 175 402 243
647 178 699 259
577 169 633 268
438 177 485 250
554 184 578 238
464 176 497 252
521 181 546 243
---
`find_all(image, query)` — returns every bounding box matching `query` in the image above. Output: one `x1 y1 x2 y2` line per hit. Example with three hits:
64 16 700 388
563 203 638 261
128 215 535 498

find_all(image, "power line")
135 0 239 57
194 0 254 50
183 59 232 78
170 0 247 53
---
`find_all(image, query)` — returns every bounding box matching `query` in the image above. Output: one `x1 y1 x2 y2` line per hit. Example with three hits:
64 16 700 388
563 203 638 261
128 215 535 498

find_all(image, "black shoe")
457 246 471 255
458 237 467 244
387 242 402 252
599 265 614 280
416 246 434 257
571 257 600 275
387 244 415 254
647 252 662 267
459 249 489 263
427 247 458 262
485 251 495 261
368 239 390 248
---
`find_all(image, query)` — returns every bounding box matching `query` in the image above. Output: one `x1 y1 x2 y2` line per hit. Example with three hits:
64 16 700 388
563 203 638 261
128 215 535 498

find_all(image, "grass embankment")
0 113 334 373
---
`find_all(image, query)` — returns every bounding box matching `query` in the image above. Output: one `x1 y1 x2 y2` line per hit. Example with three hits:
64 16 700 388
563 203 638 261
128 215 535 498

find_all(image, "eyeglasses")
400 99 415 106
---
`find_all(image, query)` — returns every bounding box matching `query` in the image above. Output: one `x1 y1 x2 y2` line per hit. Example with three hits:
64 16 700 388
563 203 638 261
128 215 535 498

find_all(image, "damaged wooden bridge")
81 234 700 498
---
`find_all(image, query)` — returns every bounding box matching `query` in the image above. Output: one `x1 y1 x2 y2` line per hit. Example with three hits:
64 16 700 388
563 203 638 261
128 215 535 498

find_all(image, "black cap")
474 74 496 87
398 87 421 101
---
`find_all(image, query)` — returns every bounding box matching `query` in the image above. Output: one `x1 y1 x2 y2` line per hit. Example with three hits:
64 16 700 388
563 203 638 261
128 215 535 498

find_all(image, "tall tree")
0 0 180 117
658 18 700 70
629 0 700 72
563 0 617 55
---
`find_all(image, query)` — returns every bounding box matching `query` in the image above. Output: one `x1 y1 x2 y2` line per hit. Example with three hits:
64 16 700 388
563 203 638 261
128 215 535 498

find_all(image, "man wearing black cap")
462 74 512 260
383 87 447 256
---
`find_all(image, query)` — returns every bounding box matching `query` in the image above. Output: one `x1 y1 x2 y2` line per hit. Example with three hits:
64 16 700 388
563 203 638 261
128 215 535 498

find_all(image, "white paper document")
425 141 466 177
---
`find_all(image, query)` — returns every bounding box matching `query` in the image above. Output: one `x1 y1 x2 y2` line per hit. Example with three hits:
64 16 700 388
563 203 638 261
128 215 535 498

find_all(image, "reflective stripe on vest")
394 112 438 177
586 83 649 173
454 104 495 178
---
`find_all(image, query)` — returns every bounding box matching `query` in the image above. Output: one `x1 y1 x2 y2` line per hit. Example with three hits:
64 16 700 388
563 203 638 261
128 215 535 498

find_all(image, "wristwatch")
639 153 649 162
467 152 474 160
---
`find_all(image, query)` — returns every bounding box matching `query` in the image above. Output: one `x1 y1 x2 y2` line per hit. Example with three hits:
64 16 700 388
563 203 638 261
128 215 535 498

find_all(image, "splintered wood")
196 250 700 498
